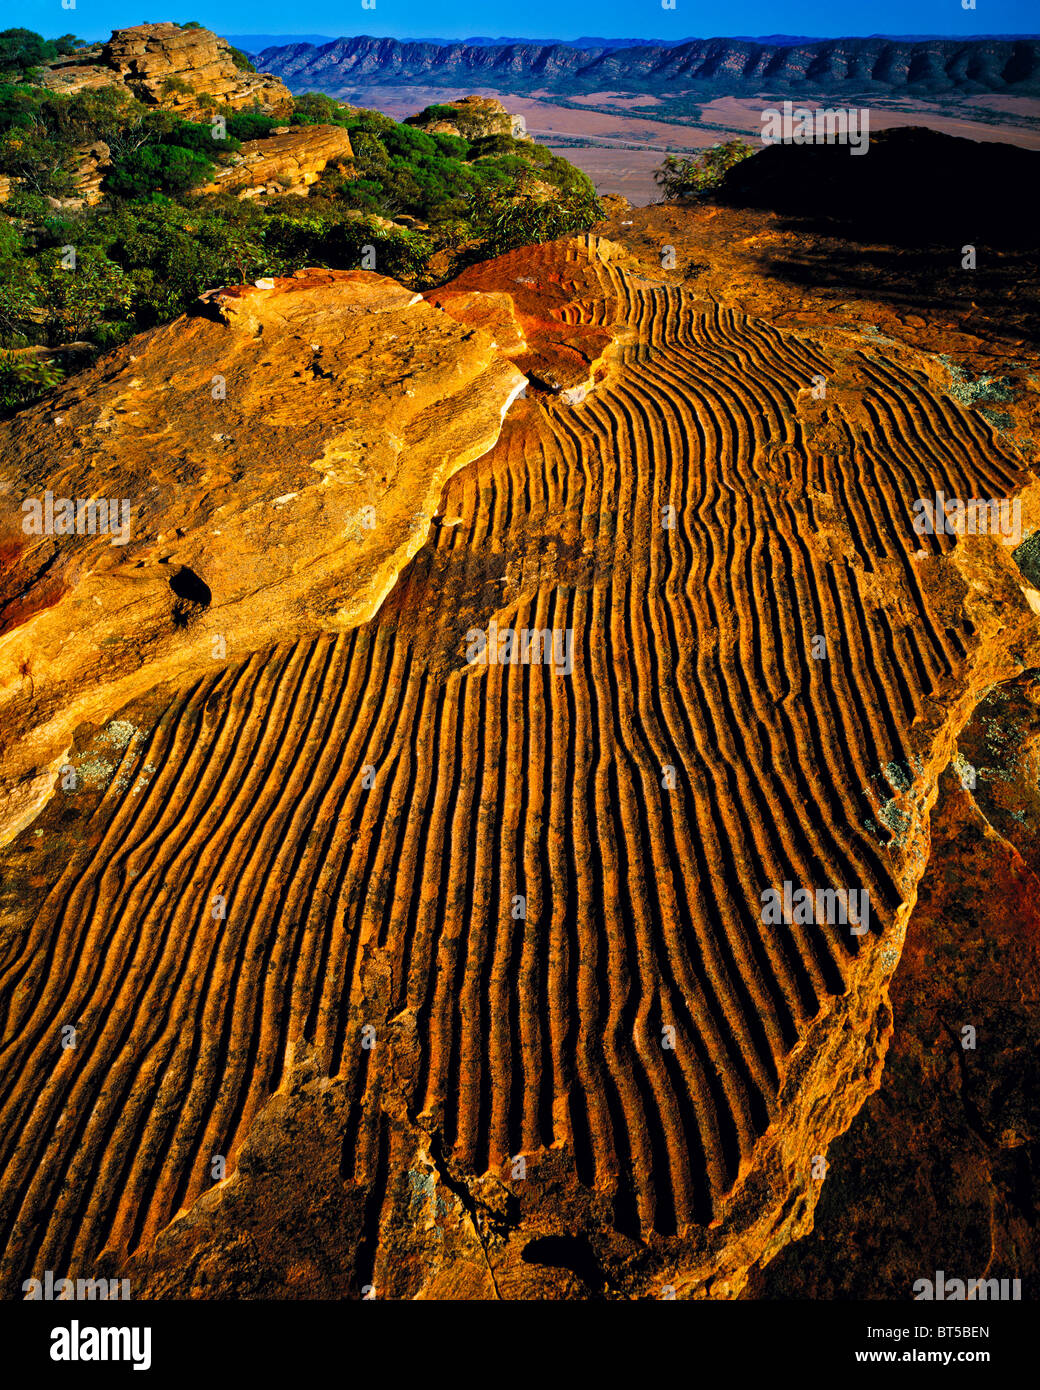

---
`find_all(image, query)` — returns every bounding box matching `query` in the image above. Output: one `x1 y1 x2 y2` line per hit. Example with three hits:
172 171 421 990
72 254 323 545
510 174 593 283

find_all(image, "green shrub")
0 79 46 132
0 349 65 413
380 124 440 159
225 113 278 142
101 200 269 323
429 131 468 160
106 143 215 198
408 104 460 125
333 176 385 212
157 118 241 156
468 134 514 159
467 182 603 258
29 245 133 344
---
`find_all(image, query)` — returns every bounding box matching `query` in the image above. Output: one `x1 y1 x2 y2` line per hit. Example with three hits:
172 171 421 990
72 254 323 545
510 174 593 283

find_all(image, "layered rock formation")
1 201 1037 1298
426 241 619 400
38 23 292 118
55 141 111 209
200 124 354 198
0 269 525 843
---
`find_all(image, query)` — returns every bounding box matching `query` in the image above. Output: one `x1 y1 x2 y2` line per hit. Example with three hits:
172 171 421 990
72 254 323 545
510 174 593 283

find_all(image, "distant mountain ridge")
227 35 823 52
253 33 1040 97
230 35 697 50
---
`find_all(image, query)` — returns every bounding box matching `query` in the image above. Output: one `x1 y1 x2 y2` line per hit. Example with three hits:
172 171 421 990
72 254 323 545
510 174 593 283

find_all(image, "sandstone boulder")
0 268 526 842
201 124 354 199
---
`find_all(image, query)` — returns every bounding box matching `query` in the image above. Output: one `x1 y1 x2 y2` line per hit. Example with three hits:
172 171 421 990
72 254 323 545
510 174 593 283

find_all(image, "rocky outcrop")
33 52 119 99
200 124 354 198
38 23 292 118
752 754 1040 1301
0 268 525 843
257 34 1040 98
407 95 528 141
427 239 621 400
2 221 1038 1300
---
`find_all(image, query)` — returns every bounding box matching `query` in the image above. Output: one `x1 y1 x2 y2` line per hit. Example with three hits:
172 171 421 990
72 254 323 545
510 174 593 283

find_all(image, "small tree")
291 92 350 126
53 34 87 56
35 245 132 345
0 28 56 74
654 140 755 200
160 75 193 99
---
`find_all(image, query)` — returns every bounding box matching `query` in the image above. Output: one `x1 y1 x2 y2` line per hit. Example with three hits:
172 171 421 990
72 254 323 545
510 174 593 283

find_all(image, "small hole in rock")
169 567 211 608
169 567 211 626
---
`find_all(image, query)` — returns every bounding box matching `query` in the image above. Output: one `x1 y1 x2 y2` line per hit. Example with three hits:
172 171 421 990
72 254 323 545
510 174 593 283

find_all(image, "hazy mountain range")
251 34 1040 98
230 34 1039 51
228 35 827 51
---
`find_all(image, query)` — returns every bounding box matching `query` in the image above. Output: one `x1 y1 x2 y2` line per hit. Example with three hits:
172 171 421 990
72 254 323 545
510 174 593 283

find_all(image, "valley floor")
315 85 1040 203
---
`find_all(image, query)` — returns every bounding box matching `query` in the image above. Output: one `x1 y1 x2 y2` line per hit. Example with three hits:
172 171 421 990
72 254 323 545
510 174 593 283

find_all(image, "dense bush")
226 46 256 73
290 92 351 126
340 107 600 228
224 112 279 142
467 185 603 258
106 142 215 198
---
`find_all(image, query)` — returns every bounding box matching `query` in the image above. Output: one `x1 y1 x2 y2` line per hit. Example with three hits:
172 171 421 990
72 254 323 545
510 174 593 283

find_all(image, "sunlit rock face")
0 208 1038 1301
199 124 355 199
0 267 526 843
406 95 525 140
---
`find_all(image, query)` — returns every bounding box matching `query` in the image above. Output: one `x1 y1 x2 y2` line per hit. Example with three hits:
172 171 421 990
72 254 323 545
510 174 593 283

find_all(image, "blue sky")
8 0 1038 43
